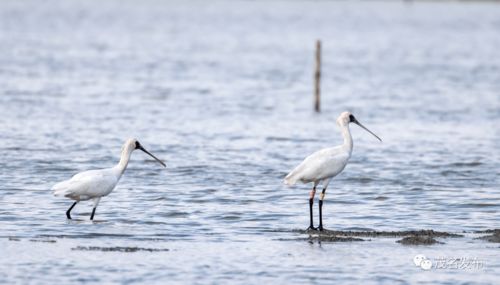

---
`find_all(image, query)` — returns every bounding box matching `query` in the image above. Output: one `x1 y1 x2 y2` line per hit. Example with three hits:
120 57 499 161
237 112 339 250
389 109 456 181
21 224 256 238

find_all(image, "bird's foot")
307 226 318 232
318 226 324 232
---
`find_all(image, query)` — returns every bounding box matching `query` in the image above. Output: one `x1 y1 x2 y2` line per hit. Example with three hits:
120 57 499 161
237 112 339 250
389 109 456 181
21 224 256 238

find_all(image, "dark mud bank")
475 229 500 243
72 246 170 252
295 229 494 245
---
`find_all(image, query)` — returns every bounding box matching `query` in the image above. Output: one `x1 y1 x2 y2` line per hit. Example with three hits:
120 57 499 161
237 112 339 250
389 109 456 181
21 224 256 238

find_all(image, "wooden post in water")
314 40 321 112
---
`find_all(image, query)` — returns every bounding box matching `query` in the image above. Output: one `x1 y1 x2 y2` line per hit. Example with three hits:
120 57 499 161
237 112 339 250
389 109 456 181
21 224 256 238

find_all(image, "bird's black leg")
66 201 78 219
90 198 101 221
307 187 317 231
90 207 97 220
318 188 327 231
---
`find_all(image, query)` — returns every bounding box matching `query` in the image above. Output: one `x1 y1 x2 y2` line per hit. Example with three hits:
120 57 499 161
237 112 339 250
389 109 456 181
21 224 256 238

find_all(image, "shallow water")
0 0 499 284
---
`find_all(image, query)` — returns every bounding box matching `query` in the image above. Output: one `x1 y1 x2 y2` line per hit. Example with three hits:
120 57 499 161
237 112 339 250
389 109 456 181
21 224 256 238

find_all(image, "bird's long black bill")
139 146 166 167
354 120 382 142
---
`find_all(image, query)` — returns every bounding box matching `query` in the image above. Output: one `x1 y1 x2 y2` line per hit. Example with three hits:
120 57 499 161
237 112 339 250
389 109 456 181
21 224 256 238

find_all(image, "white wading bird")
284 112 381 231
52 138 166 220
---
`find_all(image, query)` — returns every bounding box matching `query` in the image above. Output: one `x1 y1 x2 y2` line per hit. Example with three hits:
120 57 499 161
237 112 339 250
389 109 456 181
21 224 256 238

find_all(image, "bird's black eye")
349 114 355 122
135 141 141 149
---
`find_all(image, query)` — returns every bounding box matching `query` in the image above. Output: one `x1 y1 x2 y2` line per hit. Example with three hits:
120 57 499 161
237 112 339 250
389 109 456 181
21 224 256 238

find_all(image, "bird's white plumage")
52 168 120 201
52 139 136 201
284 111 380 230
52 138 166 220
284 146 350 185
284 112 356 187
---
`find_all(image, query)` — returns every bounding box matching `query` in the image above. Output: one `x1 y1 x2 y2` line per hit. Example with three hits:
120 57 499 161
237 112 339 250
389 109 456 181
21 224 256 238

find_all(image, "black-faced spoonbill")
52 138 166 220
284 112 381 231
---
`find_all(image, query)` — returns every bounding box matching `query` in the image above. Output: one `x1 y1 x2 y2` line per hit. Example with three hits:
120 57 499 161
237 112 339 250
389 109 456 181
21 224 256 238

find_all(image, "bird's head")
122 138 166 167
336 111 353 126
337 111 382 142
121 138 139 153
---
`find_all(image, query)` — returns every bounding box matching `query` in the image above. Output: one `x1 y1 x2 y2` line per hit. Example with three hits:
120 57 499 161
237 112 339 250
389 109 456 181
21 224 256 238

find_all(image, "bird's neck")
115 146 134 175
340 123 353 154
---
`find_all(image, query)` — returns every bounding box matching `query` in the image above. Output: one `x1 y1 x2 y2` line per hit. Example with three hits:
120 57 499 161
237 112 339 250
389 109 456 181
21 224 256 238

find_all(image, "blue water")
0 0 499 284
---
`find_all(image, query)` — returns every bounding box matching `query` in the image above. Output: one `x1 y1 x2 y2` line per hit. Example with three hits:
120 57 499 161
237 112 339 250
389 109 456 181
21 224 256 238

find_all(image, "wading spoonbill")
52 138 166 220
284 112 381 231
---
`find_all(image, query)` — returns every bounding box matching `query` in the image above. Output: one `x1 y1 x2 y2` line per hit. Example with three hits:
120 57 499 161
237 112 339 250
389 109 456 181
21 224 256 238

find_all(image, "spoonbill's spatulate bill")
52 138 166 220
284 111 381 231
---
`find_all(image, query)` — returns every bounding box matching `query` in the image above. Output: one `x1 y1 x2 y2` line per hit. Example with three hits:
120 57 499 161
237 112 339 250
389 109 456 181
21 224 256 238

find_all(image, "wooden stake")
314 40 321 112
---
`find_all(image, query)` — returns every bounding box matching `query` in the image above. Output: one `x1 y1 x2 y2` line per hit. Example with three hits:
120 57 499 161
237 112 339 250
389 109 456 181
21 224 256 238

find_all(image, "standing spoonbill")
284 112 381 231
52 138 166 220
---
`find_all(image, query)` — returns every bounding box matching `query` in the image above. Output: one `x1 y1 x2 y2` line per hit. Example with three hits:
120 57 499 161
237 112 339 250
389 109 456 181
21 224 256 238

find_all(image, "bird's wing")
313 149 350 180
52 169 118 200
284 147 350 185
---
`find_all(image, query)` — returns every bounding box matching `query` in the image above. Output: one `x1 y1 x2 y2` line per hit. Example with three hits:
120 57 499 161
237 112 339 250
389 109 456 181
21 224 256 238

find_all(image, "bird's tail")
283 172 299 186
52 188 66 197
51 180 71 197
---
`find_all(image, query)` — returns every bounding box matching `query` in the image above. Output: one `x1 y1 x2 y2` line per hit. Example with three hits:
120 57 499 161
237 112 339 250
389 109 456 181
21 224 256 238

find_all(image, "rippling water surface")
1 0 499 284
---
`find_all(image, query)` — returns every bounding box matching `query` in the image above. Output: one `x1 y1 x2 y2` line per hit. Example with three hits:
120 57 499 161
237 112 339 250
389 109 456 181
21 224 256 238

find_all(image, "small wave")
449 162 483 167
